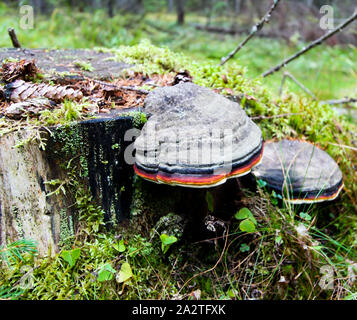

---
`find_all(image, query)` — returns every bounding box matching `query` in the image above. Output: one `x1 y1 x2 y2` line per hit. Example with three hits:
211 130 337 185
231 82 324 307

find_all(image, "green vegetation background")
0 5 356 100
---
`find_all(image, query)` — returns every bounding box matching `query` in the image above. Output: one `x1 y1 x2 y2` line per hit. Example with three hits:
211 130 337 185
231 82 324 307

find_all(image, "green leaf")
160 234 178 254
235 208 256 225
275 235 283 245
239 243 250 252
299 212 312 221
272 190 282 199
235 207 251 220
206 191 214 213
227 288 239 298
97 263 116 282
239 219 256 233
116 262 133 283
61 248 81 268
257 179 267 188
113 239 126 253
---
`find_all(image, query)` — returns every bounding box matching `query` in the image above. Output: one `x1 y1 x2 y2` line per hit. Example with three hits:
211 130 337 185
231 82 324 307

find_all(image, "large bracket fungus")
251 139 344 204
134 83 263 188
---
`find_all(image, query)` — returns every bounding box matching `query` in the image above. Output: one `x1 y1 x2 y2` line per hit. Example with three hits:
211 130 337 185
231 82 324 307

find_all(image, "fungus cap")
251 139 344 203
134 83 263 188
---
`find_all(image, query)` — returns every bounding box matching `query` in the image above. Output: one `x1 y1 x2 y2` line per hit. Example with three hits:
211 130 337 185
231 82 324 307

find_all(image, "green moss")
73 60 94 72
115 110 147 128
51 123 83 159
58 209 74 250
129 175 147 219
131 112 147 128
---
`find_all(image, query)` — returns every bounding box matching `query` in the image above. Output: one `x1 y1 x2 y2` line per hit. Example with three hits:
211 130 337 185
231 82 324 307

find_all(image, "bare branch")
262 9 357 77
90 79 149 95
327 142 357 152
251 112 303 120
279 71 317 99
8 28 21 48
321 97 357 105
278 73 288 96
220 0 281 66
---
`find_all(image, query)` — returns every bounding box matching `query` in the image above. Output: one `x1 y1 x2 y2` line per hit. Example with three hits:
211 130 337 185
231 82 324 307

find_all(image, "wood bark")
0 116 135 255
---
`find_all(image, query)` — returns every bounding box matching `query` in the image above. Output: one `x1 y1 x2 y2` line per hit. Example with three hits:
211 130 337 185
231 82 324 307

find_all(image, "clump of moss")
73 60 94 72
58 209 74 250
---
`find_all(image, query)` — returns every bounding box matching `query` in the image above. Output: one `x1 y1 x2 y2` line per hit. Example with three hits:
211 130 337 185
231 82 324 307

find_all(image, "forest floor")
0 7 356 300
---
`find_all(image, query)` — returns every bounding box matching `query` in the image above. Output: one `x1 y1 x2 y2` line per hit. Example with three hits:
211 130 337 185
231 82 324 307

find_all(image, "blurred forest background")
0 0 356 105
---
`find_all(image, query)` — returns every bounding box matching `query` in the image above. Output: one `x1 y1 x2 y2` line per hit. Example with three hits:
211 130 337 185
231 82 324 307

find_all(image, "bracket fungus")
134 82 263 188
251 139 344 204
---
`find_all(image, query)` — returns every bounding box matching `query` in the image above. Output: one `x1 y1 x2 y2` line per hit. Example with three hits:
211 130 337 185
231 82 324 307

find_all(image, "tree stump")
0 114 137 255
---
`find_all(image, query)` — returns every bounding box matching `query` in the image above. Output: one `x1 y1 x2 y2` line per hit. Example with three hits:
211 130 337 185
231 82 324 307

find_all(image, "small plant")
116 262 133 283
0 239 37 267
0 239 37 299
63 99 82 122
44 178 67 197
239 243 250 253
235 207 257 233
160 233 178 254
97 263 116 282
74 60 94 72
205 191 214 213
113 239 126 253
299 212 312 221
61 248 81 268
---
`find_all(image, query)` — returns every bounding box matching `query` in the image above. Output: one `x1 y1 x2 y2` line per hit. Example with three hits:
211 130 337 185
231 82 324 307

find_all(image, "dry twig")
8 28 21 48
90 79 149 95
279 71 317 99
251 112 303 120
321 97 357 105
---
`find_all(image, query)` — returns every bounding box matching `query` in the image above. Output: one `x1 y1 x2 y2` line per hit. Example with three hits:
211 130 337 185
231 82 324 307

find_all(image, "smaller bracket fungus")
251 139 344 204
134 82 263 188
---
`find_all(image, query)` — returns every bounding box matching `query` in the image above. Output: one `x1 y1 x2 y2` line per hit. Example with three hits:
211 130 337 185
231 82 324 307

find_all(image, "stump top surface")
0 48 131 80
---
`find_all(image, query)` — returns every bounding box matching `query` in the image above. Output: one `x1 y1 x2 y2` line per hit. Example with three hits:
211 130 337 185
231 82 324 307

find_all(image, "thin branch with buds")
220 0 281 66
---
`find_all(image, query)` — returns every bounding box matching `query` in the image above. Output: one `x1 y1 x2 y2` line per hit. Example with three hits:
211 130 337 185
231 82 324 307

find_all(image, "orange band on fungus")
134 144 263 187
288 182 344 204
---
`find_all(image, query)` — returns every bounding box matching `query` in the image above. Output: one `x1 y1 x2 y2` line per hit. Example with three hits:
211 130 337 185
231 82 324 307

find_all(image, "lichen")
13 206 24 239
